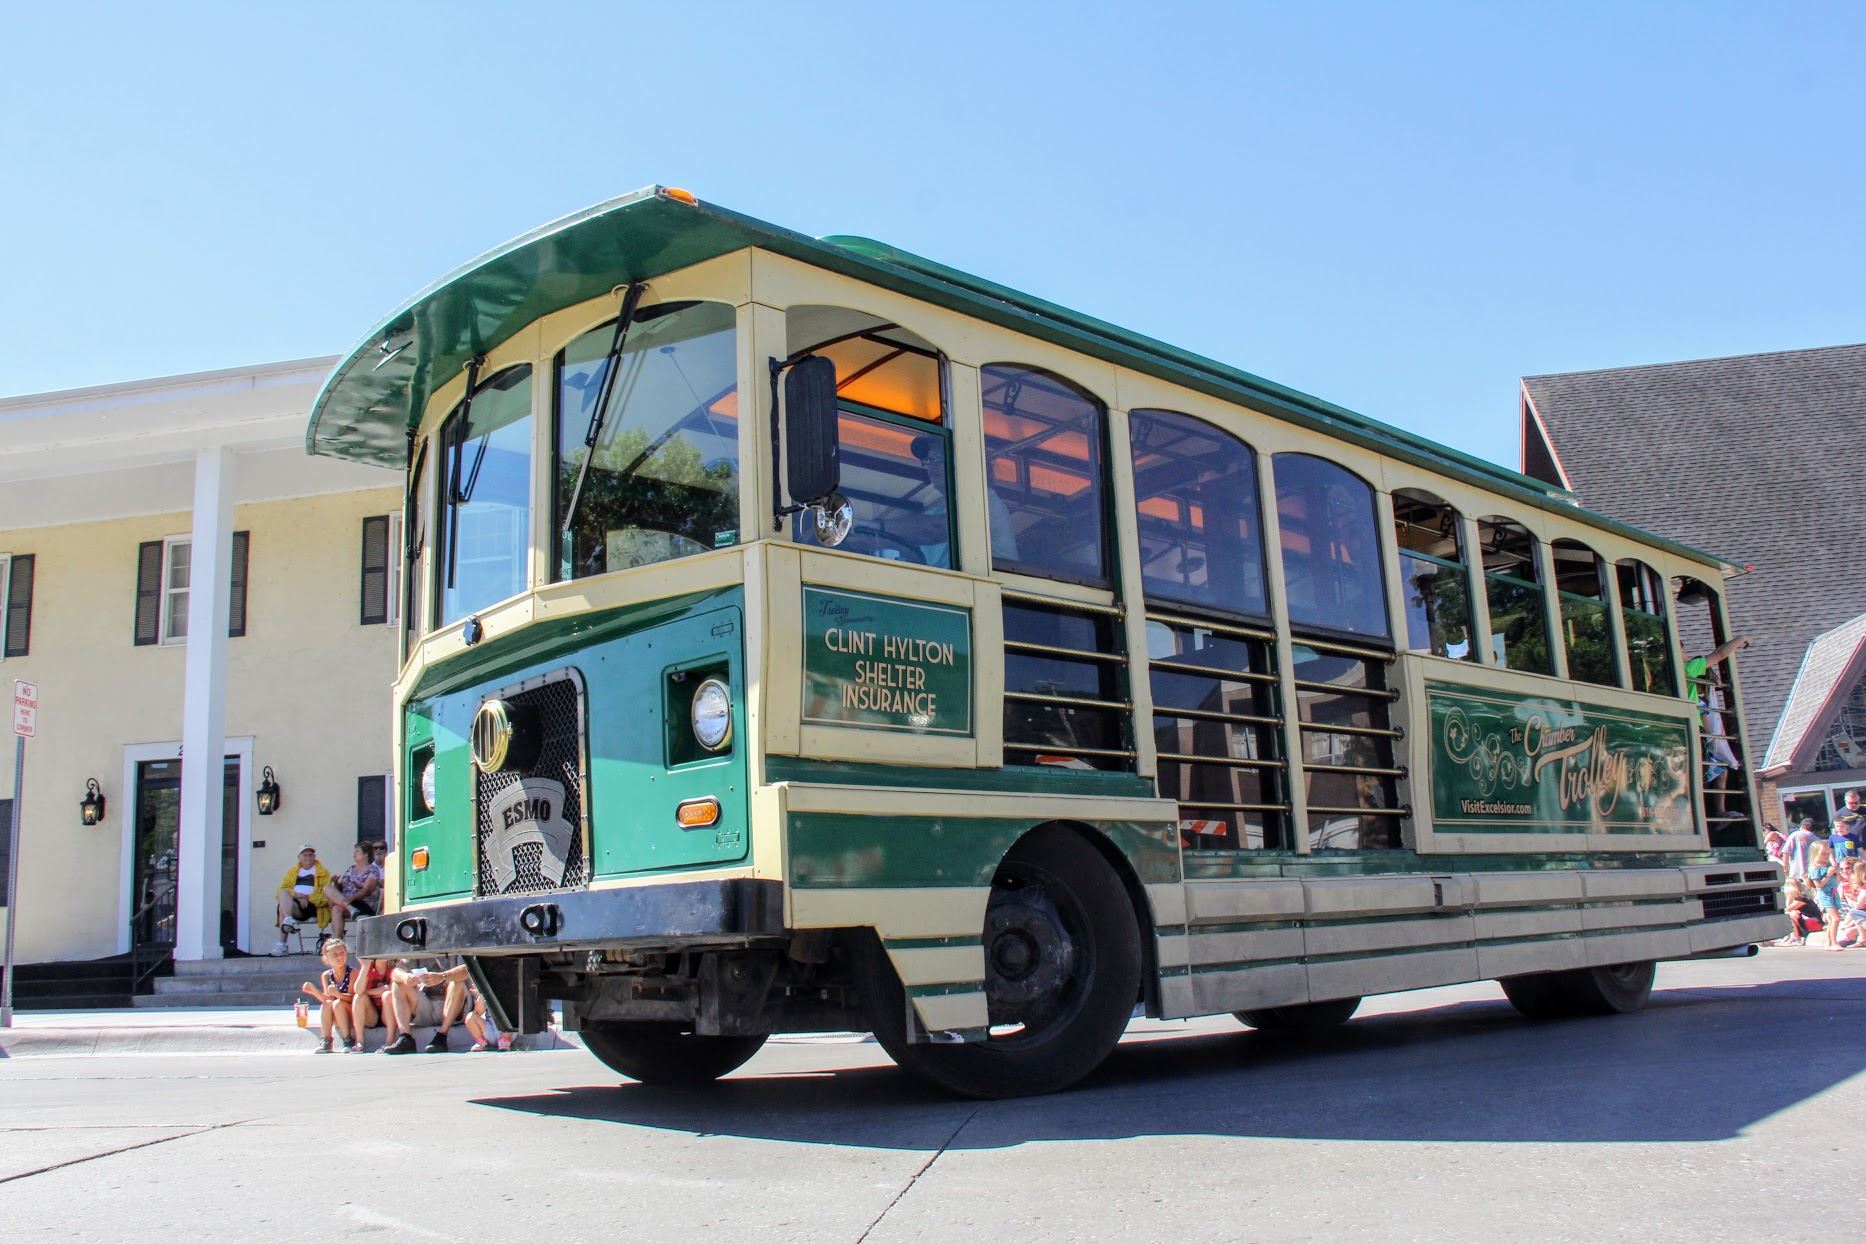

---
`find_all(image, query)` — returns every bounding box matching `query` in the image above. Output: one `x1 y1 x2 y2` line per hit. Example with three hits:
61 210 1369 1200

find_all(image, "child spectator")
464 987 510 1052
1764 826 1787 862
299 938 362 1053
1780 879 1819 946
323 842 382 940
1809 842 1844 950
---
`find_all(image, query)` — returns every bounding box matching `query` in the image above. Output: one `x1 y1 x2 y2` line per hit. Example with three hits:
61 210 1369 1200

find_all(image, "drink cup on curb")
294 1001 309 1028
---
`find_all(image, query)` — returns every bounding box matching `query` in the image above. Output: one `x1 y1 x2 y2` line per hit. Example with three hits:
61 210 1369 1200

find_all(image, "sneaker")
496 1034 512 1052
381 1033 417 1056
344 1040 365 1053
424 1030 450 1053
270 940 290 957
280 920 298 935
315 1037 333 1054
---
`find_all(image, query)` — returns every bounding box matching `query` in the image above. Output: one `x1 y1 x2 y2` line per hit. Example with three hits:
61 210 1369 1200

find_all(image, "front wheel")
578 1021 768 1086
860 826 1142 1099
1500 960 1655 1020
1236 996 1361 1032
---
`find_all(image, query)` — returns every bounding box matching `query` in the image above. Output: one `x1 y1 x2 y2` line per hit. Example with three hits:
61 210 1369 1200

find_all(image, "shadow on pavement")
472 977 1866 1150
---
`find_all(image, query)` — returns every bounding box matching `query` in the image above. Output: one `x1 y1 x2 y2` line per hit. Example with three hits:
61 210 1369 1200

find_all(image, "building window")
0 554 33 659
162 537 191 644
361 513 403 627
134 533 250 646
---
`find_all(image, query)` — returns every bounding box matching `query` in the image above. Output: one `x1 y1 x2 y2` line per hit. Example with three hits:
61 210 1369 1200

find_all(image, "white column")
175 448 235 961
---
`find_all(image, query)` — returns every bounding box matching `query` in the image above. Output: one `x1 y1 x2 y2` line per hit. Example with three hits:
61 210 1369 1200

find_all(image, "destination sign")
802 587 972 735
1426 682 1696 834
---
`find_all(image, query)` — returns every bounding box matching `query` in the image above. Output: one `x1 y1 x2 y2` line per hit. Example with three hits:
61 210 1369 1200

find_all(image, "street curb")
0 1026 581 1059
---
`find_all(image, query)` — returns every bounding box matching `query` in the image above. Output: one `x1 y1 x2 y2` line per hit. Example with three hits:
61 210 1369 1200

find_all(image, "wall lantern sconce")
256 766 282 816
80 779 107 826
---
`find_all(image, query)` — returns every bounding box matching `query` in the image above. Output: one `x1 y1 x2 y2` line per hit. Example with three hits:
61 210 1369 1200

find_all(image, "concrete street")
1 947 1852 1242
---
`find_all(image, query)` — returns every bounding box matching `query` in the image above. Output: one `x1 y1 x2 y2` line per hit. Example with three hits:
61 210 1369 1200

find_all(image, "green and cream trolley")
319 187 1781 1097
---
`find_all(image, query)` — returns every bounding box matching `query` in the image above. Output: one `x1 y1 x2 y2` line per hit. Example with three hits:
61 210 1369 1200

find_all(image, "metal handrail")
126 887 175 995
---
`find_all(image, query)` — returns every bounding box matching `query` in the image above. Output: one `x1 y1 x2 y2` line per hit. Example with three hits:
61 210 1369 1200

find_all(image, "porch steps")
132 954 323 1009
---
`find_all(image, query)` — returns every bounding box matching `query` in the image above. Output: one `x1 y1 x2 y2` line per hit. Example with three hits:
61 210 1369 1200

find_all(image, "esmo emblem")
485 776 574 892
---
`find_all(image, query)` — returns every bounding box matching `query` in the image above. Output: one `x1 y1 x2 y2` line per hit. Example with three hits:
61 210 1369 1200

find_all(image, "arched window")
553 301 739 581
982 365 1109 586
1616 559 1675 696
784 307 951 567
1128 409 1267 618
1552 539 1618 687
1674 575 1753 847
1391 489 1473 659
1476 516 1551 675
1272 455 1388 640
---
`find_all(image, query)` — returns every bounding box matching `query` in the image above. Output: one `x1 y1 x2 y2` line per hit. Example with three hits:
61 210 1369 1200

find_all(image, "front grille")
475 670 589 898
1701 889 1777 921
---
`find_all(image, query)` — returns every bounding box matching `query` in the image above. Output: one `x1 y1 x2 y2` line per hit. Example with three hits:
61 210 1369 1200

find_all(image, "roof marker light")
662 187 698 205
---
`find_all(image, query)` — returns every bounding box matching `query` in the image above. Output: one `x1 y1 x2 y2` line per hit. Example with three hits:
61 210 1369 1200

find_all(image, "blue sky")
3 4 1861 467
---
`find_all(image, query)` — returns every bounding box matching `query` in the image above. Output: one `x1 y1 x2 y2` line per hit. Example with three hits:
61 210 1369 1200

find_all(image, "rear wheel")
861 825 1142 1099
1500 960 1655 1020
1236 996 1361 1032
578 1021 767 1086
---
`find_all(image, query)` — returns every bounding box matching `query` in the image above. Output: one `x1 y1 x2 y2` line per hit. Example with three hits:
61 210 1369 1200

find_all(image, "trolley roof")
306 185 1729 571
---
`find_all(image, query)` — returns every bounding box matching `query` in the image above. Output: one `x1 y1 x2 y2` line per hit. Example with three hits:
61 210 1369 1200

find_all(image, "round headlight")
691 678 732 751
419 757 437 815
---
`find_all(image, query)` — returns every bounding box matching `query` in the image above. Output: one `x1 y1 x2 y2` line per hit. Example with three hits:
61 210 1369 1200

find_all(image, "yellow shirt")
276 861 332 909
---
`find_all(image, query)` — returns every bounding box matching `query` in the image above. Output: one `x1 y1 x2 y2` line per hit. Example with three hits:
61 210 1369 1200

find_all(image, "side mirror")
784 355 840 506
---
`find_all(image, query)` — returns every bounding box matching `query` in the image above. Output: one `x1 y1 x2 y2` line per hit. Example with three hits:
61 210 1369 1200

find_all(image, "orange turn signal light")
662 187 698 205
410 846 430 872
676 797 721 828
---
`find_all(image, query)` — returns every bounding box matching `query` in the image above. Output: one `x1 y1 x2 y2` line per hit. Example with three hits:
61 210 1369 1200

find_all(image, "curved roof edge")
306 186 1731 571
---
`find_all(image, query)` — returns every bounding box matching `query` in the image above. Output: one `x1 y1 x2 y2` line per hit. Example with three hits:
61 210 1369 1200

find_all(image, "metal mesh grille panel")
475 676 587 897
1701 889 1776 921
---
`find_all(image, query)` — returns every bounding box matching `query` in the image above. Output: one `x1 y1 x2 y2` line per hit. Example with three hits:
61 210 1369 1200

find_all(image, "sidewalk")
0 1006 576 1059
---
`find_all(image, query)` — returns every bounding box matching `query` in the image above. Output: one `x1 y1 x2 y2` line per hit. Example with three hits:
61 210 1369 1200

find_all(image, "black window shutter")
228 531 250 638
360 515 389 625
4 555 33 657
134 541 163 645
357 775 387 842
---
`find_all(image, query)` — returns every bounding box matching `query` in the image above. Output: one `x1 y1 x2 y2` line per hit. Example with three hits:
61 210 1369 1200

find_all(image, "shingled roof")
1522 342 1866 748
1764 611 1866 774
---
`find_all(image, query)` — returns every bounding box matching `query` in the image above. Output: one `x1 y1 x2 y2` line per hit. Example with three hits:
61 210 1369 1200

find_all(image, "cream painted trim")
741 301 784 550
947 363 991 579
1253 450 1310 849
779 781 1178 825
788 885 989 938
914 991 988 1032
759 542 1005 769
1106 407 1159 780
888 945 987 987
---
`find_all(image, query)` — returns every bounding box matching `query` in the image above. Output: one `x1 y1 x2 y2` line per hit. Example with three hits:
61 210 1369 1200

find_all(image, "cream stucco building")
0 359 401 971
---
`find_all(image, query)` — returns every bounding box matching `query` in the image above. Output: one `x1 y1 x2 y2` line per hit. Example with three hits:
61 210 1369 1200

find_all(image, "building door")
131 757 242 952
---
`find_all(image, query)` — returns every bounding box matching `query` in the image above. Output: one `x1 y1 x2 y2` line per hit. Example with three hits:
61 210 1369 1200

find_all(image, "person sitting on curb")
272 844 330 956
464 986 511 1052
381 956 469 1054
351 956 404 1051
323 842 382 940
300 938 362 1053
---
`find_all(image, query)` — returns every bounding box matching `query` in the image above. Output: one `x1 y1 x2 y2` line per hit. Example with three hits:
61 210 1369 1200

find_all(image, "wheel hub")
983 885 1077 1021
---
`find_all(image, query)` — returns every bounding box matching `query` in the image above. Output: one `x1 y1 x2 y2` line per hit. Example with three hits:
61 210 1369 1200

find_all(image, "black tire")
1236 996 1362 1032
578 1021 767 1086
860 825 1143 1099
1501 959 1656 1020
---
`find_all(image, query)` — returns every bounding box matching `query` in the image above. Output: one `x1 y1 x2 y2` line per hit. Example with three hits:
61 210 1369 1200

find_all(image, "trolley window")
1273 454 1389 641
982 365 1108 587
1128 409 1268 619
1392 489 1473 660
1477 516 1552 675
437 365 533 626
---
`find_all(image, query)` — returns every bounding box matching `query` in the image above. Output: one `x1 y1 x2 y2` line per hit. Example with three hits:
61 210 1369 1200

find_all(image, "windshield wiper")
560 282 646 541
443 357 481 591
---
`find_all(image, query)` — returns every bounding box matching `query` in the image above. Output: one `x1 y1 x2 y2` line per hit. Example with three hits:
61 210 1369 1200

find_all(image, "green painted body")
789 814 1180 891
1425 682 1695 834
399 588 749 906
